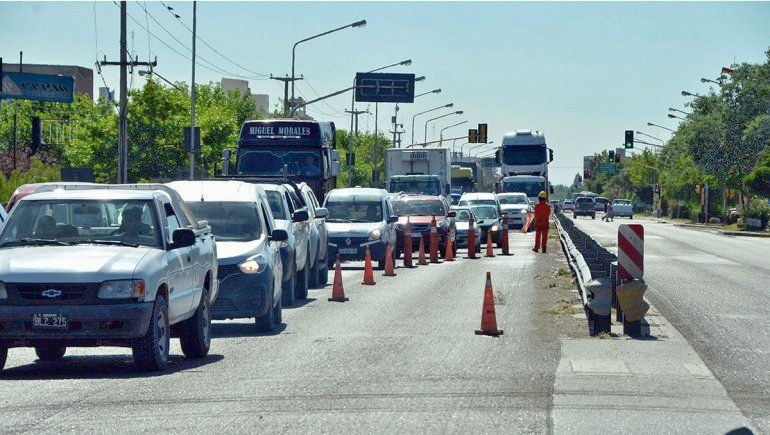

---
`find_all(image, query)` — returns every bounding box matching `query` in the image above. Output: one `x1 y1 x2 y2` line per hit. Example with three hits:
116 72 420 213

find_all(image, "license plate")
411 232 420 238
338 248 358 255
32 313 69 330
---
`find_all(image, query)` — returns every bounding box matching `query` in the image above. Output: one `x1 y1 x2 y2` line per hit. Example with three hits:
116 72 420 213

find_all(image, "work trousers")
533 225 548 253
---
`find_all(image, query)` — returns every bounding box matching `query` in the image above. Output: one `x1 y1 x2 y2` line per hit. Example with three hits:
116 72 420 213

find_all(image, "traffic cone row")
444 235 454 262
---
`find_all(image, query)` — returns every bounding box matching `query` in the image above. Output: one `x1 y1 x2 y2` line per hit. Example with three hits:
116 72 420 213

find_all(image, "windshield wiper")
0 238 71 248
326 218 352 223
73 239 140 248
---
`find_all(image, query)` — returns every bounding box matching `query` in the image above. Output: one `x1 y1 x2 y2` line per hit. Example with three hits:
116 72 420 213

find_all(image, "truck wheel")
273 292 282 325
281 265 296 307
35 345 66 361
132 296 170 372
255 287 275 333
179 286 211 359
0 346 6 371
318 256 329 286
294 253 310 300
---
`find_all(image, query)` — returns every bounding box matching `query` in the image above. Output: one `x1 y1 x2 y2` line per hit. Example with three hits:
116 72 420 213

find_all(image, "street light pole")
668 107 691 116
392 76 425 149
438 120 467 146
667 113 686 121
291 19 366 112
189 0 197 180
635 130 664 144
646 122 675 133
424 111 462 143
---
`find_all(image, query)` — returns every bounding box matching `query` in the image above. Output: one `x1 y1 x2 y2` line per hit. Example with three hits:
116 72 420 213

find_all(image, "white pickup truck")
612 199 634 219
0 184 218 372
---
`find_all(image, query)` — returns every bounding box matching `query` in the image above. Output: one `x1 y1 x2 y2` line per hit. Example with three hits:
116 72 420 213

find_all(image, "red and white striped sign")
618 224 644 280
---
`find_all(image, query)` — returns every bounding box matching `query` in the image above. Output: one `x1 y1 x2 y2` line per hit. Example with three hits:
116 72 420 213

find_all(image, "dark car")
574 197 596 219
393 195 456 258
469 205 503 247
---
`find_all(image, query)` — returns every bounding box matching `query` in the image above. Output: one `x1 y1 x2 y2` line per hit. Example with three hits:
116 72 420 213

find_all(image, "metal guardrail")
554 214 591 306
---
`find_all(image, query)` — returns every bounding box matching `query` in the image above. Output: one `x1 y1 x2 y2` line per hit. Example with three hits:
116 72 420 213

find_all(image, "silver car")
297 182 330 287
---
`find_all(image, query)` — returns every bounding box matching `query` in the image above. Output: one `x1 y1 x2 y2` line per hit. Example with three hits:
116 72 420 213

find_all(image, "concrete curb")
718 230 770 237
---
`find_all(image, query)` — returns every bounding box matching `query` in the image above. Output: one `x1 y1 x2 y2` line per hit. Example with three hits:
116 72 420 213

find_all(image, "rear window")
576 198 594 204
186 201 262 242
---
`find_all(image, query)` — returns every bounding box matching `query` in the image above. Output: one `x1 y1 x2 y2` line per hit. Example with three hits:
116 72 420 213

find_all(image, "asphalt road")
0 233 575 433
568 212 770 432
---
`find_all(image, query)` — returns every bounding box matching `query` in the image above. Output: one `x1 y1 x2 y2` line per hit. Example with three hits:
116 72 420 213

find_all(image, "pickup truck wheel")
309 254 321 288
179 287 211 359
294 253 309 300
273 292 282 324
132 296 170 372
281 265 296 307
255 289 275 333
318 257 329 285
35 345 66 361
0 346 7 371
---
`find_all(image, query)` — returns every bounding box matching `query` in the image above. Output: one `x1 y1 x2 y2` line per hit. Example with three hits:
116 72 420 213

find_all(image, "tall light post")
667 113 686 121
466 141 495 156
411 103 452 145
668 107 691 116
290 19 366 113
681 90 702 98
415 88 441 98
453 141 469 159
189 0 197 180
635 130 664 144
392 76 425 148
646 122 675 133
438 120 467 146
424 111 462 143
701 77 720 85
348 59 412 186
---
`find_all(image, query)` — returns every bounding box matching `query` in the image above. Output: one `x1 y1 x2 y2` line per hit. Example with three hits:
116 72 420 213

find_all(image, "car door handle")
186 255 191 263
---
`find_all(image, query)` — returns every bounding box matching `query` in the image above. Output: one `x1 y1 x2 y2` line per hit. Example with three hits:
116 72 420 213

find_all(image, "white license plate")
411 232 420 238
338 248 358 255
32 313 69 330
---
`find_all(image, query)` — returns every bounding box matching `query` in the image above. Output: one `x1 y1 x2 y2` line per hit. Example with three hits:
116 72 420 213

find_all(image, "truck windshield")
390 179 440 196
502 146 547 166
393 199 445 216
237 150 321 177
0 199 162 248
325 200 382 223
186 202 263 242
502 181 543 197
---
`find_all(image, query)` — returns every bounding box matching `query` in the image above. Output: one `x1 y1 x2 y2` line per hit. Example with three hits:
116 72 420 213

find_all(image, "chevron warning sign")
618 224 644 280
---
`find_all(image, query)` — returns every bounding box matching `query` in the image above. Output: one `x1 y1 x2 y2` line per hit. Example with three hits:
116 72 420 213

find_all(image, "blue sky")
2 1 769 185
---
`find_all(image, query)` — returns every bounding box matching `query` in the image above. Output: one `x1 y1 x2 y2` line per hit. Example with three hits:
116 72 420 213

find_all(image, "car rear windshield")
325 200 383 223
393 199 445 216
576 198 594 204
458 199 496 206
454 209 472 221
470 206 498 220
186 202 262 241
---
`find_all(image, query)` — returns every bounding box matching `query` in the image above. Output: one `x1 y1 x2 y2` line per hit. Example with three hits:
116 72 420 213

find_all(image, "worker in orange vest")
532 191 551 253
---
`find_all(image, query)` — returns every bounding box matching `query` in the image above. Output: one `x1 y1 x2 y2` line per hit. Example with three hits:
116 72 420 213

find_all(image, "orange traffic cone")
362 245 376 285
475 272 503 336
467 215 477 259
328 254 348 302
403 219 414 268
521 212 533 234
429 214 439 263
383 244 396 276
417 234 428 266
501 215 511 256
485 230 495 258
444 235 455 262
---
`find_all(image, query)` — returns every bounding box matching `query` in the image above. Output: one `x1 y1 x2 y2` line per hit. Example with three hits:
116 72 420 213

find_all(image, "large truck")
496 129 553 197
386 148 451 197
222 119 340 203
500 175 550 205
453 161 484 192
451 165 475 192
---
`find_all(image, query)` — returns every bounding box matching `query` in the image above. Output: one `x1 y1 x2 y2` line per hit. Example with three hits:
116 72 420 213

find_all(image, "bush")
0 157 61 205
744 196 770 229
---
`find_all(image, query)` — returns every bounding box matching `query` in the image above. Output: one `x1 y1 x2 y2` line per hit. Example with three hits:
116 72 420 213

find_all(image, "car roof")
167 180 264 203
395 194 443 201
459 192 496 200
24 189 157 201
326 188 387 201
497 192 527 197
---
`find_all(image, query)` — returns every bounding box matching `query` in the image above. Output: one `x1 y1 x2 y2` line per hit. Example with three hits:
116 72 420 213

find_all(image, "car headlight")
239 255 268 274
520 209 528 214
0 282 6 299
369 228 382 240
491 225 500 232
98 280 145 299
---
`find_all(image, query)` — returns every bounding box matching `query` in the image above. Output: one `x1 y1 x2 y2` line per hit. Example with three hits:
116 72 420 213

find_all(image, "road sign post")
0 71 75 103
354 73 415 103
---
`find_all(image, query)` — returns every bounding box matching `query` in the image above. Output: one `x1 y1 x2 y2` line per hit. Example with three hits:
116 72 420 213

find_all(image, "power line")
159 1 268 78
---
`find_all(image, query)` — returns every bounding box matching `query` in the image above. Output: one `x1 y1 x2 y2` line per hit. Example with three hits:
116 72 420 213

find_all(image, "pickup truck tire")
255 288 275 333
0 346 7 371
179 287 211 359
273 293 282 325
295 253 310 300
35 345 66 361
132 296 170 372
318 256 329 285
281 265 296 307
309 255 321 288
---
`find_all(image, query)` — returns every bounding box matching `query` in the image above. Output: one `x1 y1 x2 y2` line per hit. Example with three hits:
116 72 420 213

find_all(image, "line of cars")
0 179 331 373
558 196 634 219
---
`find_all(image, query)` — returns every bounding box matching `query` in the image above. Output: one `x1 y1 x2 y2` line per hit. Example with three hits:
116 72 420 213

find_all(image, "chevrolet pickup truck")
0 184 218 372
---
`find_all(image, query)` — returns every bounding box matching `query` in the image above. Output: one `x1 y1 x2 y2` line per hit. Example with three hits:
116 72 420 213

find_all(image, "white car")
297 182 330 288
562 200 574 212
458 192 500 212
612 199 634 218
497 192 531 228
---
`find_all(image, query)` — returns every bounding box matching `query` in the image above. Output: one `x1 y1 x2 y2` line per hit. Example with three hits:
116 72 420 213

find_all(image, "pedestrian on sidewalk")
607 201 614 222
532 191 551 253
603 201 609 221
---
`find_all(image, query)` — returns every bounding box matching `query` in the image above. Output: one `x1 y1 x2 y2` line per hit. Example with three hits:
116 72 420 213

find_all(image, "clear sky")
2 1 769 185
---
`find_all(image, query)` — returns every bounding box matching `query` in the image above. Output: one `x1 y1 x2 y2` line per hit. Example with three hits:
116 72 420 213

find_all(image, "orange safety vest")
534 201 551 228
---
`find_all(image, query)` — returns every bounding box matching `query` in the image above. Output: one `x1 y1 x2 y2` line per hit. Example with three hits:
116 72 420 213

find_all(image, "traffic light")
468 128 478 143
584 170 591 179
614 152 621 163
31 116 42 155
608 150 615 162
477 123 488 143
624 130 634 149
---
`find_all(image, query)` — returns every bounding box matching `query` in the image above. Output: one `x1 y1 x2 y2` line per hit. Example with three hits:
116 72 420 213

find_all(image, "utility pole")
345 108 369 186
99 1 156 183
390 128 404 148
189 0 197 181
271 75 302 117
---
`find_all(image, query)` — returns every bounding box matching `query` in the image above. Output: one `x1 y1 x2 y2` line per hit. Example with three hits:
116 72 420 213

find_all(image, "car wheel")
132 295 170 372
309 253 321 288
630 215 633 219
0 346 6 371
35 345 66 361
319 256 329 285
592 214 596 220
281 264 296 307
179 286 211 359
255 287 276 333
273 291 283 325
295 253 310 300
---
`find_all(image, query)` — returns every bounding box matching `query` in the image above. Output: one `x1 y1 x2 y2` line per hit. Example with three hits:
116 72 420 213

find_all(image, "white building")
221 78 270 116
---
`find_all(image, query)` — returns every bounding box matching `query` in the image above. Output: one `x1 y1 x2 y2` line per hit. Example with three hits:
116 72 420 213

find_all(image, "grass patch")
553 267 572 278
542 300 581 316
723 223 745 231
596 332 612 339
601 241 617 248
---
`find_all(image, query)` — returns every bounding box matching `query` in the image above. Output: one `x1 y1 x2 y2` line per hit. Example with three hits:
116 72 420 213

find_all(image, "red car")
392 195 457 258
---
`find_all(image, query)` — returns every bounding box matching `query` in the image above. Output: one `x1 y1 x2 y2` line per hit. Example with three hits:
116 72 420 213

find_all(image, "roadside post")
616 224 648 336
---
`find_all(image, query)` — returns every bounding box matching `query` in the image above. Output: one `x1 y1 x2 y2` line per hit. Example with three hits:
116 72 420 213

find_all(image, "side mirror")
548 148 554 163
550 186 555 194
292 209 309 222
270 228 289 242
314 207 328 218
387 215 398 224
171 228 195 249
446 210 457 218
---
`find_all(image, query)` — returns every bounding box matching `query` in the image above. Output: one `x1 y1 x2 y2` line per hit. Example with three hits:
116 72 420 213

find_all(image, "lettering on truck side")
249 126 312 136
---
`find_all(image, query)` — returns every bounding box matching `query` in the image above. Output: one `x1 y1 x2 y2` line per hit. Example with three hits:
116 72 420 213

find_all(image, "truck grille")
9 283 100 305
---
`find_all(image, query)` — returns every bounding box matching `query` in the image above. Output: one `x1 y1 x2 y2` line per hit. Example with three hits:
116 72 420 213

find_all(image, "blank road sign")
355 73 415 103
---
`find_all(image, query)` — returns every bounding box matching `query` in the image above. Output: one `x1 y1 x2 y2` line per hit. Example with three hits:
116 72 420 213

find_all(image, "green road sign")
596 163 617 174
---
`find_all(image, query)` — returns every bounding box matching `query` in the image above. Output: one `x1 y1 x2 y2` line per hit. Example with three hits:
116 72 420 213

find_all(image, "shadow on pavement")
284 297 317 309
212 322 286 338
0 353 224 380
